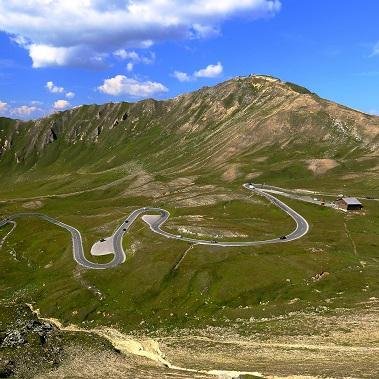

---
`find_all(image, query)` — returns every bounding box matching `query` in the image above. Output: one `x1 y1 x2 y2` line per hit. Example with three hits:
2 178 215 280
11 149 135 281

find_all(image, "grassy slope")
0 181 378 332
0 76 378 335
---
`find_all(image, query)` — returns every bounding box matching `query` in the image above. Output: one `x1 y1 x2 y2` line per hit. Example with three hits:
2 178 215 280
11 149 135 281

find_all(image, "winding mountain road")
0 184 309 269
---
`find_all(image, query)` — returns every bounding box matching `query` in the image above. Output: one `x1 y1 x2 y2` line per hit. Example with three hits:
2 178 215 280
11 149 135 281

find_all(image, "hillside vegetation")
0 75 378 377
0 75 378 199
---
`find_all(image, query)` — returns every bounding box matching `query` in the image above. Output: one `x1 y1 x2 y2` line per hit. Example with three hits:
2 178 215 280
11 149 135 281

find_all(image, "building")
336 197 363 211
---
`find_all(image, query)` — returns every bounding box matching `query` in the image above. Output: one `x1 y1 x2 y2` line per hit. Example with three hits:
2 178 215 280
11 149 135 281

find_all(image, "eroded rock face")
1 330 25 348
47 128 58 143
0 304 66 378
0 320 54 348
24 320 53 335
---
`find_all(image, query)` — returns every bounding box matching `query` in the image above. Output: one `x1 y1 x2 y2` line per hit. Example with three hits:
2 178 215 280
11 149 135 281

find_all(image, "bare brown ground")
306 159 338 175
22 200 43 209
222 164 241 182
34 302 378 378
161 303 379 378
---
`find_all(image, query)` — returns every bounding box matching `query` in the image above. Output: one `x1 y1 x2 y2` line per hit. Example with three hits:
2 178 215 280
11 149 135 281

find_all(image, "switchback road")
0 184 309 269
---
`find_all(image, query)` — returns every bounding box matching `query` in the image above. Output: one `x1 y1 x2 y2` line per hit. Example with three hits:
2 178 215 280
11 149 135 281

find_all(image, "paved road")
0 184 309 270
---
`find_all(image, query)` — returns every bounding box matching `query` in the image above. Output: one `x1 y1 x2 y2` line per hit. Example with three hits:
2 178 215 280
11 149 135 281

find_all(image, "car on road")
211 240 218 243
123 228 127 231
124 220 129 223
280 235 287 240
100 238 106 242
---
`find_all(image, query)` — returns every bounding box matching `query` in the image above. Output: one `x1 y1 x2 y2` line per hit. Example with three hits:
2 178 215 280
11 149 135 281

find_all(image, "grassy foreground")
1 177 378 333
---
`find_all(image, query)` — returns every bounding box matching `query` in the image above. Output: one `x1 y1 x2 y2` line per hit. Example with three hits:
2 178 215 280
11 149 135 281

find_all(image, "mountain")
1 75 378 199
1 76 379 378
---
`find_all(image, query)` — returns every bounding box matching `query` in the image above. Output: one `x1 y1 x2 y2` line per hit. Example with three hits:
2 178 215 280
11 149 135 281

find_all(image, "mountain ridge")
0 74 378 198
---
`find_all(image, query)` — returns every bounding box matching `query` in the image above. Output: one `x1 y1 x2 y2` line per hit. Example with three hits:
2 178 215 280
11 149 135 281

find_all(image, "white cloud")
191 24 220 38
0 101 7 112
173 71 192 82
46 81 75 99
0 101 43 118
0 0 281 67
46 81 64 94
11 105 38 116
54 99 70 110
29 44 107 68
173 62 223 82
98 75 168 97
114 49 155 68
194 62 223 78
371 42 379 57
114 50 140 61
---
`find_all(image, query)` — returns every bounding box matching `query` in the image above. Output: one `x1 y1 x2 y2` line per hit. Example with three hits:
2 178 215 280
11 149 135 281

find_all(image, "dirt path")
344 221 358 256
163 334 378 353
173 244 196 271
0 221 16 249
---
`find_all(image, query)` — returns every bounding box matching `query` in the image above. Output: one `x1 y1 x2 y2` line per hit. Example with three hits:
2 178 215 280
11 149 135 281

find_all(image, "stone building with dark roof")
336 197 363 211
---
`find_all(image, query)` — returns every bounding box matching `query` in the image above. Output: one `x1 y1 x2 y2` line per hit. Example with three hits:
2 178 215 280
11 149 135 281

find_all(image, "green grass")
0 79 378 334
1 182 378 332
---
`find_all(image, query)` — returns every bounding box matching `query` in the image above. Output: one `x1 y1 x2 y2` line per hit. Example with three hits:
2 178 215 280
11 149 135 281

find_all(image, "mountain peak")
0 76 378 178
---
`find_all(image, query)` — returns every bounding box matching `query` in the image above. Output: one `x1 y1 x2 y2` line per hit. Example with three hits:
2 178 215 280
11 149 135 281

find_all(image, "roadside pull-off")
0 184 309 270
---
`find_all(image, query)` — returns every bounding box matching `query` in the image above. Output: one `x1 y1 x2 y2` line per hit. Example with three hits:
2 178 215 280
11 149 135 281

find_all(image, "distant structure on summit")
336 197 363 211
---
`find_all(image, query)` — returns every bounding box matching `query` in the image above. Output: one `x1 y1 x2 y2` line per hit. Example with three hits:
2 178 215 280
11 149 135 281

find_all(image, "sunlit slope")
0 75 378 198
0 75 378 333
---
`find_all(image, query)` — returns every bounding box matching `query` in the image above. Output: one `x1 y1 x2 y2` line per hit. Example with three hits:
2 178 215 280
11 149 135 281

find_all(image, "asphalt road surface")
0 184 309 269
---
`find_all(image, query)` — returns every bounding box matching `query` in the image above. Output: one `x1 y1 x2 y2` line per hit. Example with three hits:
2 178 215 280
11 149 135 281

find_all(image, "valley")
1 75 378 378
0 184 309 269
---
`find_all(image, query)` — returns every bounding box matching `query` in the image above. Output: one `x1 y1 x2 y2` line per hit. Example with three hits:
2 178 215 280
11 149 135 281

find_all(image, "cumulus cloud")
98 75 168 97
11 105 38 116
54 99 70 110
29 44 107 69
46 81 75 99
114 50 140 61
173 62 223 82
0 101 7 112
46 81 64 94
0 0 281 67
0 101 43 118
194 62 223 78
173 71 192 82
114 49 155 71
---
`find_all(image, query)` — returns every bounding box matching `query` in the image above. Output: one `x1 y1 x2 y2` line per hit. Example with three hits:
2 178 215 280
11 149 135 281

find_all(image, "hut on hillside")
336 197 363 211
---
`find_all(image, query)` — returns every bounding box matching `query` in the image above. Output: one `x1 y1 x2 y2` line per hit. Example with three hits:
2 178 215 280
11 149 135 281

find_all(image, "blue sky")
0 0 378 119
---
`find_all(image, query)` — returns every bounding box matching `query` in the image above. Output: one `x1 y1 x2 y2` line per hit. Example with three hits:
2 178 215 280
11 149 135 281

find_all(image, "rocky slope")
0 75 378 192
